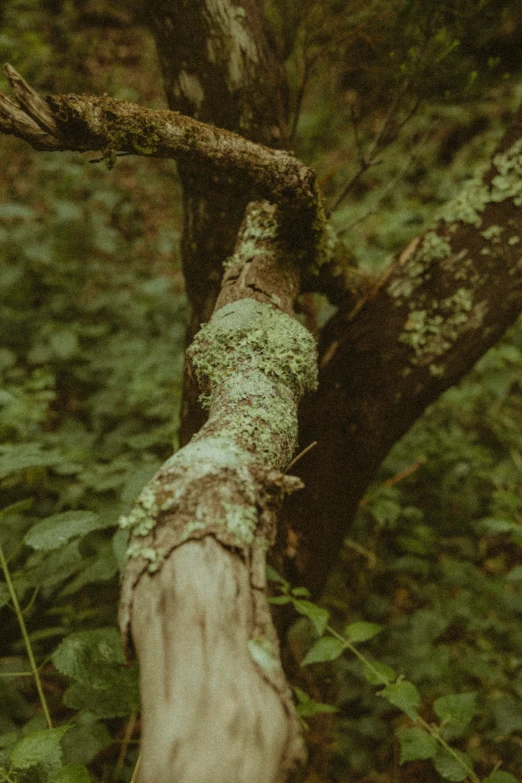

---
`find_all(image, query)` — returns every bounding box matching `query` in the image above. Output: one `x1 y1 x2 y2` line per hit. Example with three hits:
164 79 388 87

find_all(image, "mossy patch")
188 298 318 408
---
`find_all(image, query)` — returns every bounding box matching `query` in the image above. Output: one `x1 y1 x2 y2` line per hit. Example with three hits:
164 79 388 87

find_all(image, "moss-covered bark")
118 202 315 783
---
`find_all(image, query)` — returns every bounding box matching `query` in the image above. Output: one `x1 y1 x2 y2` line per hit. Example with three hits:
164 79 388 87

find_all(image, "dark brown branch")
283 104 522 594
0 65 315 211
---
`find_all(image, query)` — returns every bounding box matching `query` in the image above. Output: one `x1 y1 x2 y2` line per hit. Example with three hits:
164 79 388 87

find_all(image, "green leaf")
363 662 397 686
61 720 111 766
63 678 138 718
293 686 339 718
301 637 345 666
49 329 79 360
483 772 519 783
506 565 522 582
265 565 288 586
433 747 473 782
48 763 91 783
52 628 126 683
379 681 421 720
478 517 517 534
397 727 437 763
345 621 383 643
10 726 70 770
0 445 62 479
24 511 103 551
434 692 477 738
291 587 311 598
292 599 329 635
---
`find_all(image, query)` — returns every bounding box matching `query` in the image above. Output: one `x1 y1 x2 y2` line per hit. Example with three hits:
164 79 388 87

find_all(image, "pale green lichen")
508 235 520 246
248 636 280 673
188 299 318 409
438 137 522 228
490 137 522 205
481 224 504 240
126 540 164 573
214 371 297 463
388 231 452 302
119 483 159 537
399 287 475 364
439 177 489 226
221 501 257 544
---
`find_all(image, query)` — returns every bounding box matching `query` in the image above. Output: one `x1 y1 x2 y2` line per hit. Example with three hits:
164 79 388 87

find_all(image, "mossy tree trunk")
2 2 522 780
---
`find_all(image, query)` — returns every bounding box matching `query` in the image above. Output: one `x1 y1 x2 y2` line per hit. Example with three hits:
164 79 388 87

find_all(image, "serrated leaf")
10 726 70 770
482 772 519 783
379 681 421 720
433 747 473 782
292 599 329 635
268 595 291 605
345 621 383 643
434 692 477 737
48 763 91 783
63 678 138 719
52 628 126 684
61 720 111 766
363 662 396 686
25 511 103 551
397 727 437 763
301 637 345 666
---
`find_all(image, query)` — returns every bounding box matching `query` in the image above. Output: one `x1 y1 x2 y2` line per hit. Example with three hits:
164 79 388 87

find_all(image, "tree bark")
3 62 522 782
143 0 290 444
285 110 522 593
118 202 315 782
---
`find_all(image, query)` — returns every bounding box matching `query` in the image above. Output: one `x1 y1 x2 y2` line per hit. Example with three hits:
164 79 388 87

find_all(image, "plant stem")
0 542 53 728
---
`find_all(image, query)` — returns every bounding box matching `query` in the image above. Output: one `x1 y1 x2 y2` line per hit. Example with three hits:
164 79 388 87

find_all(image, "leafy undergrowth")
282 319 522 783
0 142 186 783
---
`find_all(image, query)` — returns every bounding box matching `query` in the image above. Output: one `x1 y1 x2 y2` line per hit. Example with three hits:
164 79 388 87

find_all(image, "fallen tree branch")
0 64 316 211
119 202 317 783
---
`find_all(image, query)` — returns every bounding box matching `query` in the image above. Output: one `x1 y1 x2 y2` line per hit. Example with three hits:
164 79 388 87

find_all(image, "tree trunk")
2 24 522 777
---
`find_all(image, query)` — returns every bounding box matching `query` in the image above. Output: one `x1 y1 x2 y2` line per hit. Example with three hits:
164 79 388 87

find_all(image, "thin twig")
285 441 318 473
0 542 53 728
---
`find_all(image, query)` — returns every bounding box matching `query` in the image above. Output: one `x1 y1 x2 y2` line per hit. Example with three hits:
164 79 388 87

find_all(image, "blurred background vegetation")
1 1 522 782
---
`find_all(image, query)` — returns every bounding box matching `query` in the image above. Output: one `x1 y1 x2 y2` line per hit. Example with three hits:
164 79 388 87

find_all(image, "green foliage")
0 130 184 778
2 2 522 782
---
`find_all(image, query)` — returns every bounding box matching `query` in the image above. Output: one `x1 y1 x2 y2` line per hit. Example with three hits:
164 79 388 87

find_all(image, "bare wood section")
118 203 316 783
132 539 301 783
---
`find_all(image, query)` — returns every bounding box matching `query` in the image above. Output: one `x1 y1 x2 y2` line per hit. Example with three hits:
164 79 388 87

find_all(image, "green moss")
188 299 318 408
